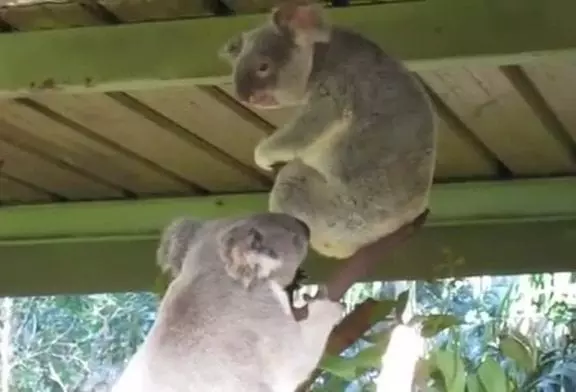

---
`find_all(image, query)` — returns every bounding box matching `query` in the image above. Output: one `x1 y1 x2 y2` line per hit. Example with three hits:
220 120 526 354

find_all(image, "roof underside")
0 0 575 295
0 0 574 206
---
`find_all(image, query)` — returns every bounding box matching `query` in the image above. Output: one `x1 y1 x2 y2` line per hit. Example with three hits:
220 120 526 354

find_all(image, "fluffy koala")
111 212 343 392
220 0 436 259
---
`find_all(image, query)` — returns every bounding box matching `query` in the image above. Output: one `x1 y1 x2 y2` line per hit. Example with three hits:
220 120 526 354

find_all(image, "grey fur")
111 212 343 392
220 1 436 259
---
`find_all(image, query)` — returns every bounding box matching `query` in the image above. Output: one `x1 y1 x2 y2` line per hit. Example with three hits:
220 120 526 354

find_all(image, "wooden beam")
0 0 575 97
0 178 575 297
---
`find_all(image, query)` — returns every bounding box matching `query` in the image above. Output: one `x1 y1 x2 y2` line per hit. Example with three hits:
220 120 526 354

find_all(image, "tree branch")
292 209 429 391
292 209 429 321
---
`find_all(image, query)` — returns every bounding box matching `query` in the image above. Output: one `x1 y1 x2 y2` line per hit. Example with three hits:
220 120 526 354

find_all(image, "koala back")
112 213 323 392
221 1 436 259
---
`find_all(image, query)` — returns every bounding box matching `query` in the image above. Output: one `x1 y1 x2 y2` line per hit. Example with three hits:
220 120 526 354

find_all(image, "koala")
219 0 436 259
111 212 343 392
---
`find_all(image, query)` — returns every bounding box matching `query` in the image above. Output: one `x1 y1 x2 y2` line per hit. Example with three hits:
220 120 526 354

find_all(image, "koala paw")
254 143 276 172
306 292 344 326
254 139 295 172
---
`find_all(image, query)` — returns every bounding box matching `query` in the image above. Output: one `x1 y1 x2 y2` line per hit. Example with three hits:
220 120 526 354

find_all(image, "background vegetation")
0 272 575 391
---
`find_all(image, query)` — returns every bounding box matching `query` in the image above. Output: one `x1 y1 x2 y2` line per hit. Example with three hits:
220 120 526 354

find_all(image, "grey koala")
111 212 343 392
219 0 436 259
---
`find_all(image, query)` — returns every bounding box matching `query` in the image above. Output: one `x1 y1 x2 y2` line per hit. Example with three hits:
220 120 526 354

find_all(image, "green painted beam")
0 178 575 297
0 0 575 97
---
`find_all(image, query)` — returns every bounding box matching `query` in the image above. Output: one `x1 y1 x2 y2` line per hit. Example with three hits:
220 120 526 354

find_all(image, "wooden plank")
220 84 498 179
129 87 272 178
420 67 576 175
0 1 104 30
33 93 268 192
0 177 573 296
522 60 576 144
0 0 574 97
433 116 496 179
0 176 53 204
0 100 194 195
98 0 210 22
0 138 123 199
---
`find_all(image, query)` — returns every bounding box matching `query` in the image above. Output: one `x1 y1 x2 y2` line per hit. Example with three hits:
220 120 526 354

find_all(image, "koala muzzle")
248 90 278 107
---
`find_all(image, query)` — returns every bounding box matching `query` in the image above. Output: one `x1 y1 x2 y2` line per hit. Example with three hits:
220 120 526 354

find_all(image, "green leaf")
421 314 462 338
395 290 410 321
363 329 392 351
368 299 397 324
352 345 387 369
508 329 535 357
314 374 350 391
466 374 487 392
477 357 510 392
318 354 359 381
499 334 536 373
431 348 466 392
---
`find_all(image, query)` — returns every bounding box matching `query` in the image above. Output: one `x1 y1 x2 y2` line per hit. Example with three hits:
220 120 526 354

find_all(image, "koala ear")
157 218 204 279
218 34 244 63
270 0 330 43
219 225 282 290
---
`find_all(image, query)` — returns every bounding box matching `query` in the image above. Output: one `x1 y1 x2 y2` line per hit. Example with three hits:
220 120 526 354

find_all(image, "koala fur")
111 212 343 392
220 0 437 259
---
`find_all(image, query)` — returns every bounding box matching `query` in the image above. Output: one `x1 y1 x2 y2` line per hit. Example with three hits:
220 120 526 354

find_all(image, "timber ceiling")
0 0 575 206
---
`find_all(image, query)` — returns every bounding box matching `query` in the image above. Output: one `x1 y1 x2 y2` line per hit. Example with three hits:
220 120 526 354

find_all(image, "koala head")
157 213 310 289
217 212 310 289
219 0 331 109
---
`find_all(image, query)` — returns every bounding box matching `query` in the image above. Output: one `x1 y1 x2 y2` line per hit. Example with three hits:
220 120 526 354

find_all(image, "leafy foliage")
2 292 158 391
1 273 576 391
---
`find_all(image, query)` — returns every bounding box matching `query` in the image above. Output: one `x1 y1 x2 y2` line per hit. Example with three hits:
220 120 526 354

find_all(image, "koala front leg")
270 160 357 259
296 287 343 371
254 95 339 171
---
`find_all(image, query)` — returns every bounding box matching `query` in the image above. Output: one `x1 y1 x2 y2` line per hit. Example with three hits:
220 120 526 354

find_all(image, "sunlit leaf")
508 329 535 357
499 334 535 373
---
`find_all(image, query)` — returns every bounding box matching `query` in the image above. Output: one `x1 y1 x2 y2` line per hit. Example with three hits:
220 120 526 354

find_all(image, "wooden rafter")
0 0 574 97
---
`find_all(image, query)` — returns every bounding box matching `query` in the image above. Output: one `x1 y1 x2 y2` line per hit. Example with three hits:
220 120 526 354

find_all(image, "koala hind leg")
270 160 357 259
